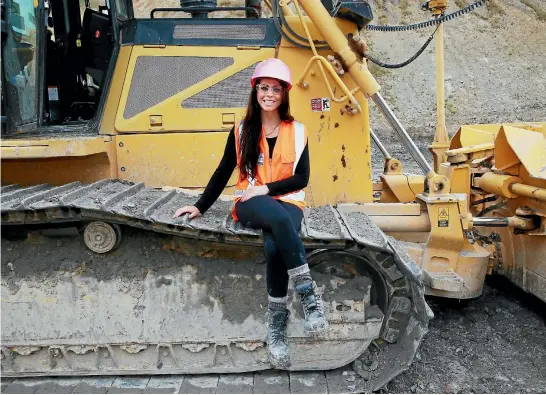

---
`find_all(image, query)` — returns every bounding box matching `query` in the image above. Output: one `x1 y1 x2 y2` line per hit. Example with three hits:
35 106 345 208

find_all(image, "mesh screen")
173 24 266 40
182 63 258 109
124 56 234 119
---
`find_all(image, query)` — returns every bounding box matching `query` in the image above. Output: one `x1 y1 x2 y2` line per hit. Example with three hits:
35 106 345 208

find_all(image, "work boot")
295 281 328 334
267 307 290 369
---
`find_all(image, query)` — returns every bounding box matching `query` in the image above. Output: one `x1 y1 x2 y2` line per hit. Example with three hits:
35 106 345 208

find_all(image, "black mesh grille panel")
173 25 266 40
124 56 234 119
182 63 258 109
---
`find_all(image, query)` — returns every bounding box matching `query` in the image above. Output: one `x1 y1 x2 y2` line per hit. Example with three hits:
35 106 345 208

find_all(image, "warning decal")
311 98 331 112
438 207 449 227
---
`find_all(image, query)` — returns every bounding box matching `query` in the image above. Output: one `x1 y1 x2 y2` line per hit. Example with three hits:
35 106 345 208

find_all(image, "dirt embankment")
364 0 546 175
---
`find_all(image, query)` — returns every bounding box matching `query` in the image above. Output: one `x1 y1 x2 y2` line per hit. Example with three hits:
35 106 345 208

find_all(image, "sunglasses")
256 84 283 95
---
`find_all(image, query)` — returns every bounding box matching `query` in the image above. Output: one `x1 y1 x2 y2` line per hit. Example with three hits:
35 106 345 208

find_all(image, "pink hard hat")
250 58 292 91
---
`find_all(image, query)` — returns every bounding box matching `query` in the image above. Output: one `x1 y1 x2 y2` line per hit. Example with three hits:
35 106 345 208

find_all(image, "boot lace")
301 285 325 319
270 311 289 344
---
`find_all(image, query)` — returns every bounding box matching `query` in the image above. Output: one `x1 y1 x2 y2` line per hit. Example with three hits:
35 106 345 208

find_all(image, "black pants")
235 196 306 298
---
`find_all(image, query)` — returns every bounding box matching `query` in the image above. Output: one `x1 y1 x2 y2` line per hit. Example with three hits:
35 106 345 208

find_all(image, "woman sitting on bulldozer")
174 58 327 368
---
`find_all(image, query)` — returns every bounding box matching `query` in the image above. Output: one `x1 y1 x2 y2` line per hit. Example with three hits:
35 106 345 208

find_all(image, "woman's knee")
269 210 294 230
263 237 278 258
235 197 270 227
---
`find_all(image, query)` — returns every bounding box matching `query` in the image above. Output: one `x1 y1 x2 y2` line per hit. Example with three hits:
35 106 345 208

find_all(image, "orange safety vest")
232 120 308 220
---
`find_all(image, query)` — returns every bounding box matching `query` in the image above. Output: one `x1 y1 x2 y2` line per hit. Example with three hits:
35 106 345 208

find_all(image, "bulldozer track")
1 180 420 279
1 180 431 391
1 369 371 393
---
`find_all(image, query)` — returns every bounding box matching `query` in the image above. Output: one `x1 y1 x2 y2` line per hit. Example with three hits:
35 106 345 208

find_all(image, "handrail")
291 0 361 111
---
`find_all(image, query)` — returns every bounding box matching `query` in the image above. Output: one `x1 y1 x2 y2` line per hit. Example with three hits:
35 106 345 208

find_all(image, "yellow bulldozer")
1 0 544 390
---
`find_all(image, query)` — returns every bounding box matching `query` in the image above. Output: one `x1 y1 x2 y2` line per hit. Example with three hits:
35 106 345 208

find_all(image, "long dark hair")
239 79 294 179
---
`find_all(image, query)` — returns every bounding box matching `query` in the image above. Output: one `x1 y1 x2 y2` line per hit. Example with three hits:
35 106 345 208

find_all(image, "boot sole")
269 355 291 369
304 321 329 335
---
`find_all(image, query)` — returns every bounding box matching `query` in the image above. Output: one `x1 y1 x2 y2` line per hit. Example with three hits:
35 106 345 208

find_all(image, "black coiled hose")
365 0 486 32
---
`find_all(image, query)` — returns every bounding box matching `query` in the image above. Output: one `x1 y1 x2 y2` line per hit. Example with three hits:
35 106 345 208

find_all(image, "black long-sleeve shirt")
194 127 310 214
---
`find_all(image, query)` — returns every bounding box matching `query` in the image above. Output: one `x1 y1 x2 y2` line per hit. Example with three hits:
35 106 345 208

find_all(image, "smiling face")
255 78 284 113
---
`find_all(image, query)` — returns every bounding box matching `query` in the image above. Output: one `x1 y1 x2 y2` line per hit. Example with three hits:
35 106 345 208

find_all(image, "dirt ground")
386 278 546 394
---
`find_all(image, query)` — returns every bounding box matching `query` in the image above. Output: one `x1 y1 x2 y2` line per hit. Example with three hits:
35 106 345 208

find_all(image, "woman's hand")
173 205 201 220
240 185 269 202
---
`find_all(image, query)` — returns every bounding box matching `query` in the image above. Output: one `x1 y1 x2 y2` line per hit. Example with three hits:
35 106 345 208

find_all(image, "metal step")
423 269 464 292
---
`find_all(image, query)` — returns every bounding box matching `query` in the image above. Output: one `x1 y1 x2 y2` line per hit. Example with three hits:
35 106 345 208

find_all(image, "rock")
441 331 450 339
347 385 356 392
7 262 14 271
446 381 461 394
57 240 62 247
484 306 490 314
456 347 463 354
415 352 422 361
370 361 379 371
358 370 371 381
346 376 356 382
495 374 510 382
411 384 418 393
342 371 349 376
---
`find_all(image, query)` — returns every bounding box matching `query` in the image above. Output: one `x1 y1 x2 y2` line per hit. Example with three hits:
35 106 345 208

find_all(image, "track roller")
83 221 122 253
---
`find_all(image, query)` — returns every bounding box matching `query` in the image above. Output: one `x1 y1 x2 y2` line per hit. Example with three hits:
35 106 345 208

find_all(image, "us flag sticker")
311 98 331 112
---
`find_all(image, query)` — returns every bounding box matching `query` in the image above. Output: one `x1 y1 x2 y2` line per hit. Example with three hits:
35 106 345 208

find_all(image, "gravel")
385 277 546 394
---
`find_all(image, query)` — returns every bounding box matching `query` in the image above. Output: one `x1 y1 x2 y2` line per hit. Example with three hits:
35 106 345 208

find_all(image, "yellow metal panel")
336 203 421 216
449 126 496 149
518 166 546 189
496 126 546 180
100 46 133 135
114 47 275 133
493 226 546 302
1 137 117 186
440 163 471 198
417 195 465 274
425 242 490 299
380 174 425 203
115 132 237 189
1 155 116 187
278 47 373 206
449 122 546 150
1 136 113 159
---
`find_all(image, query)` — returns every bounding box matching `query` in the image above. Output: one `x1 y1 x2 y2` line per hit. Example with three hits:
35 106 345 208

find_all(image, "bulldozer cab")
1 0 128 134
